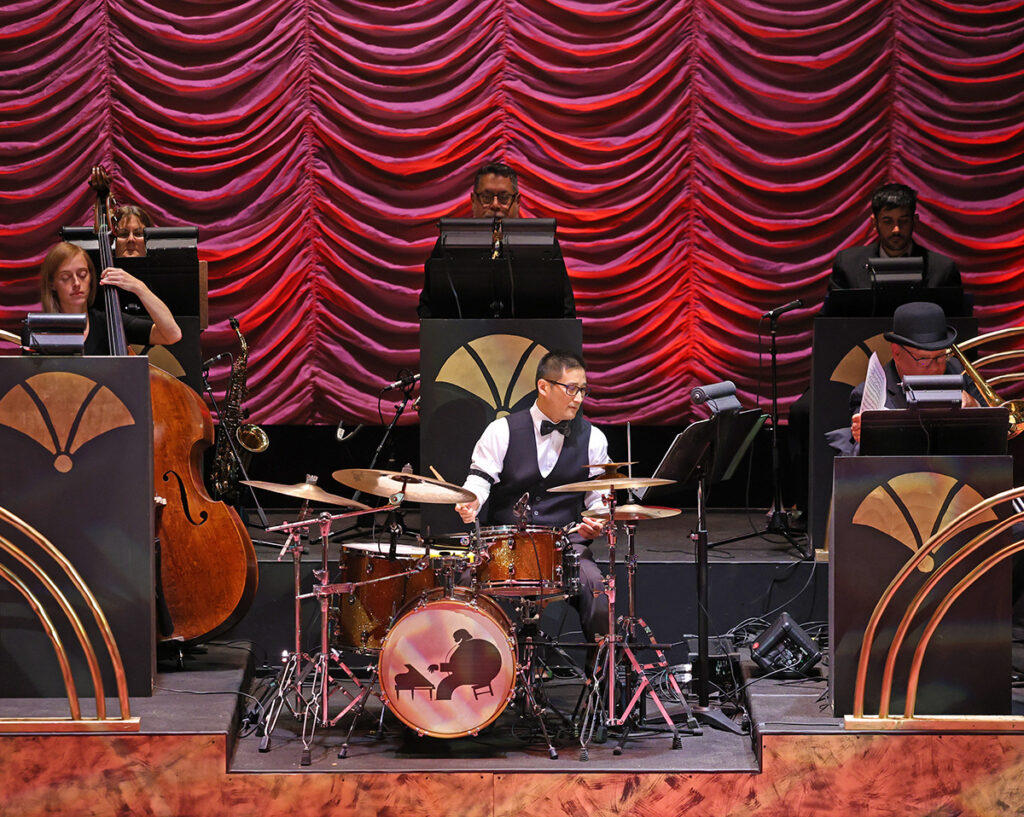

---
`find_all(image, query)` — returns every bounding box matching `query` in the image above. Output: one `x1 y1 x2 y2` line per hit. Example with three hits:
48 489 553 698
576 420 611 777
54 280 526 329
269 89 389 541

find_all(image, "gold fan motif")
852 472 996 572
436 335 549 418
831 334 892 387
0 372 135 473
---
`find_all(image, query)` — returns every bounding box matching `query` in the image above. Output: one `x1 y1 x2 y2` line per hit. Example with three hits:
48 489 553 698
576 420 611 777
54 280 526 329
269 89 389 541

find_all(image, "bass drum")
378 588 517 738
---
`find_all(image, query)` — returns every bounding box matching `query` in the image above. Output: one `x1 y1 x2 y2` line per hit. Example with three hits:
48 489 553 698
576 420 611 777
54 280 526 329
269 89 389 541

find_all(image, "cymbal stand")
579 491 682 760
258 496 314 752
264 504 385 765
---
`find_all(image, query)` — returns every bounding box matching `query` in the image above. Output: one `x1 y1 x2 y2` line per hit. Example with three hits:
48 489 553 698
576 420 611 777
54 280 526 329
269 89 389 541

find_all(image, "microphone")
384 372 420 391
202 353 230 369
336 419 362 443
762 299 803 319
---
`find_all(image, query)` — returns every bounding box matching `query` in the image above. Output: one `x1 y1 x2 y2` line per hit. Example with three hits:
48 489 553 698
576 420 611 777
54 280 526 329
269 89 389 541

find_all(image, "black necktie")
540 419 571 437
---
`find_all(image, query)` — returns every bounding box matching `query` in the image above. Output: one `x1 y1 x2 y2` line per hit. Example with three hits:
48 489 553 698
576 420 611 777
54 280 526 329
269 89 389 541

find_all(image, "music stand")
644 408 764 733
425 217 568 318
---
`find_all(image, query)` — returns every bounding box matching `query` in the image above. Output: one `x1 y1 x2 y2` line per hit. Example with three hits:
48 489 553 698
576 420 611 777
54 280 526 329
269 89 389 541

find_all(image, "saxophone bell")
237 423 269 453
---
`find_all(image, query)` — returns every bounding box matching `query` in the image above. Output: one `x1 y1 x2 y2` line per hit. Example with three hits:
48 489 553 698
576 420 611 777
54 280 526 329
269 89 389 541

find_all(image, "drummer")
455 350 610 645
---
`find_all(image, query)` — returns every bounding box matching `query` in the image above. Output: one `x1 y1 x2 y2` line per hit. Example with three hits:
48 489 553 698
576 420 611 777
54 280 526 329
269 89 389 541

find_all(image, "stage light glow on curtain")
1 1 1021 424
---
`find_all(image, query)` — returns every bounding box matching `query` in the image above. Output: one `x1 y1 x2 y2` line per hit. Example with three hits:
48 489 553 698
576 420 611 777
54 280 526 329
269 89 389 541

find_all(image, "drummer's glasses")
544 379 592 398
473 190 518 206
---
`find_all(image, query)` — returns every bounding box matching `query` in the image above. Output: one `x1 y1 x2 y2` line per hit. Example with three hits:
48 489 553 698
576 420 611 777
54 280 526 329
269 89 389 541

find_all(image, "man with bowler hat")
848 301 980 445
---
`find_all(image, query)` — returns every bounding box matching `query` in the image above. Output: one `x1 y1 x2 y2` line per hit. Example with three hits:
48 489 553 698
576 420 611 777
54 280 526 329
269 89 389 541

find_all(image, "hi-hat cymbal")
548 476 675 493
240 480 369 509
586 461 637 471
583 504 681 521
332 468 475 505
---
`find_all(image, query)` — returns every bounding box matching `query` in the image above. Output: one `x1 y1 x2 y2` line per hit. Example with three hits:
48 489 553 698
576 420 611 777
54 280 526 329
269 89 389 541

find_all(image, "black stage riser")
222 554 827 668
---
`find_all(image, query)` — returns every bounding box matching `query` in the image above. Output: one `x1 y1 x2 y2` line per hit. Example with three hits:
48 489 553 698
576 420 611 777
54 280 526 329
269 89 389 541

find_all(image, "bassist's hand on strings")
100 266 183 347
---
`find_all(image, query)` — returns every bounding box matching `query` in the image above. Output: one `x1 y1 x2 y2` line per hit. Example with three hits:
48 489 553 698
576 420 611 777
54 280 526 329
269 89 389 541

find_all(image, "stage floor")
5 509 1024 815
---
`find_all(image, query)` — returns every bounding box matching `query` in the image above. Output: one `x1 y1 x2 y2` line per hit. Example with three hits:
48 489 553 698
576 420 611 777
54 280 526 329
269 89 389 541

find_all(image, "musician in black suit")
828 183 961 290
787 183 963 526
417 160 575 319
455 350 608 644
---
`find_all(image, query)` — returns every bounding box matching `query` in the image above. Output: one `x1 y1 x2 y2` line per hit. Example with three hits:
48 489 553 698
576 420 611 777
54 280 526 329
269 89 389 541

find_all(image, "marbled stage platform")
3 511 1024 816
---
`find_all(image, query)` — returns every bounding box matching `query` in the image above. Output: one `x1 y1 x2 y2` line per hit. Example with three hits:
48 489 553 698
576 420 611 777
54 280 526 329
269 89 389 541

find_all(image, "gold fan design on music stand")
436 334 548 417
831 334 892 387
0 372 135 473
852 472 995 572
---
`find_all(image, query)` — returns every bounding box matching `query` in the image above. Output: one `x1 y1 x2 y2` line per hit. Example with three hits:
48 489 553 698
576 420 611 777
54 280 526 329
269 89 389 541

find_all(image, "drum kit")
245 461 696 763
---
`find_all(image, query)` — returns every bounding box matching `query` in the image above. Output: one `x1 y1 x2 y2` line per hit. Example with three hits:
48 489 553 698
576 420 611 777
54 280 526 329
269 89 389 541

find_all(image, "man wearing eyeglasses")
456 350 610 642
848 301 980 445
417 161 576 318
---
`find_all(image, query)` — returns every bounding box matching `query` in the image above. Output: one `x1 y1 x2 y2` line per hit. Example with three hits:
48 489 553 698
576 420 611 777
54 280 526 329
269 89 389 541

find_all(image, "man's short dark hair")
474 161 518 194
536 350 585 383
871 183 917 216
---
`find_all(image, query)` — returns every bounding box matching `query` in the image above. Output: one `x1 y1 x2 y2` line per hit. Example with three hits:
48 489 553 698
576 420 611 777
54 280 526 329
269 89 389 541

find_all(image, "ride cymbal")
582 504 681 521
332 468 475 504
240 480 369 509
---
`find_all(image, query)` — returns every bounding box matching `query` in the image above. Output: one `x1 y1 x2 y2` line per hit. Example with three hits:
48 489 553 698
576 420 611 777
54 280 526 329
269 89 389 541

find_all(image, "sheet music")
860 352 888 413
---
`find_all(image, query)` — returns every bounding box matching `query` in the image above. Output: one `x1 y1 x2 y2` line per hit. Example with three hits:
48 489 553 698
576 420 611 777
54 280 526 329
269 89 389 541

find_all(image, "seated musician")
829 301 980 453
113 204 154 259
829 182 961 290
90 165 154 259
455 350 610 645
417 160 576 319
39 241 181 354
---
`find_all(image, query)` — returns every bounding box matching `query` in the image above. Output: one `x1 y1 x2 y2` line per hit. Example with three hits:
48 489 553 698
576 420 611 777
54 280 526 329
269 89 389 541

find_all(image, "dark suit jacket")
829 241 961 290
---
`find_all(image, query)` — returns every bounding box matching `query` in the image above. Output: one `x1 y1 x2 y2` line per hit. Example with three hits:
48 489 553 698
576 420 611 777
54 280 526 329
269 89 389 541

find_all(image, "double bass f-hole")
161 469 209 526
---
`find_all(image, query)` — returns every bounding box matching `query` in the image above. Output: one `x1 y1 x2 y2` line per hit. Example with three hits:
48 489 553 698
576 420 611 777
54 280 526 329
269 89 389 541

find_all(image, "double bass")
90 171 257 644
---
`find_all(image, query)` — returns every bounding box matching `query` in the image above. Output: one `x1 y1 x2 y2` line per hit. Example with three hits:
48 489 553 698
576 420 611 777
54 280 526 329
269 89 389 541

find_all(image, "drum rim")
477 524 559 537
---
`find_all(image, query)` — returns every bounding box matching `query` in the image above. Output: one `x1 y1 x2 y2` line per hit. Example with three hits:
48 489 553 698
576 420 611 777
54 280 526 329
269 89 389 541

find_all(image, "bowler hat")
883 302 957 351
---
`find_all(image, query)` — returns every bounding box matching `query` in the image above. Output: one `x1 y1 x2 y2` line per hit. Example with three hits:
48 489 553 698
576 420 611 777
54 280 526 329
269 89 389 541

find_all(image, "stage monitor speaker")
750 612 821 676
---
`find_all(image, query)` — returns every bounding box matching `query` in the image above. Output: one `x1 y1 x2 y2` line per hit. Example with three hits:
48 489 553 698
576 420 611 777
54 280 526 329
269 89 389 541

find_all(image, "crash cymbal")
583 504 681 521
332 468 475 505
548 476 675 493
240 479 369 509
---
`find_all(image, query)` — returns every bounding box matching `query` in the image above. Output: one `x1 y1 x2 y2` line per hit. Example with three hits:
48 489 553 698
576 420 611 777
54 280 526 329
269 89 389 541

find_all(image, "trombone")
948 326 1024 439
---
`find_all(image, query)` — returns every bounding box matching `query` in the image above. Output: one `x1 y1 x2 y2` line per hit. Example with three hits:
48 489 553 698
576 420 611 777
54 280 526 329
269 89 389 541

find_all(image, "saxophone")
210 318 269 503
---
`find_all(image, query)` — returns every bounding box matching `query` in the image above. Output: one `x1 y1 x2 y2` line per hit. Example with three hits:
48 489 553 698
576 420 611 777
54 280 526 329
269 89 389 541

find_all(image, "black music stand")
425 218 568 318
645 407 764 733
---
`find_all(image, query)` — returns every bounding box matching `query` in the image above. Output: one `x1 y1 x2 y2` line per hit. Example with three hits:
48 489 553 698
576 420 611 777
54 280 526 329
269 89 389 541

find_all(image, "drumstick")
428 465 445 482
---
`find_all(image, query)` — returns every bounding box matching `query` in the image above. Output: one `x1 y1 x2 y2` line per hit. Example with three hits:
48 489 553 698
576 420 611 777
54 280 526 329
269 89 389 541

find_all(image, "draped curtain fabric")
1 1 1022 425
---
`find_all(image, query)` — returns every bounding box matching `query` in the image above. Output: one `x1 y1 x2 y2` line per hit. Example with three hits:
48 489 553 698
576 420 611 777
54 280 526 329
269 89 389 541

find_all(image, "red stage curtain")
1 1 1022 424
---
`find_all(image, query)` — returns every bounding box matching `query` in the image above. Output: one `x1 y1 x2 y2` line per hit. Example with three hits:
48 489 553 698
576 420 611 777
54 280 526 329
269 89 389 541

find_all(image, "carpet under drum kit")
244 463 709 765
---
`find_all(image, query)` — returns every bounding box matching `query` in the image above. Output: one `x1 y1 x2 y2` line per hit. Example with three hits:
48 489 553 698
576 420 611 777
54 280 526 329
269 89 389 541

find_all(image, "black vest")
485 409 591 527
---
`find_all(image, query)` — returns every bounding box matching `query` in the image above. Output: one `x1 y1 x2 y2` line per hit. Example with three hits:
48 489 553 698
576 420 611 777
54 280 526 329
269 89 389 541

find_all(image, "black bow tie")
540 419 571 437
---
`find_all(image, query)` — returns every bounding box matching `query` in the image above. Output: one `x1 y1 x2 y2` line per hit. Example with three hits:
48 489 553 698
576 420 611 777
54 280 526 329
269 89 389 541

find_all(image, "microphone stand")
331 386 417 544
711 310 811 560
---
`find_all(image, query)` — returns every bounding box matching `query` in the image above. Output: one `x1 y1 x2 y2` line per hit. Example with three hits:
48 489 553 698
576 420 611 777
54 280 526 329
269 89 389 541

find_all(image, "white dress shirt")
463 402 609 512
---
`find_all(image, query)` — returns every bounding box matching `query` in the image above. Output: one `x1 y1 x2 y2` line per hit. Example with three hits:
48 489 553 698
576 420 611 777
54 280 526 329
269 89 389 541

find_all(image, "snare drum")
379 588 517 738
331 542 437 653
474 525 566 596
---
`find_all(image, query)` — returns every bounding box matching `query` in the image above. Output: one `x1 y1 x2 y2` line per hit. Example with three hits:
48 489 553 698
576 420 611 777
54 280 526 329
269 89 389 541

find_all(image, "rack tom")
474 525 567 596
